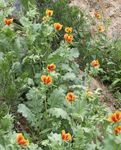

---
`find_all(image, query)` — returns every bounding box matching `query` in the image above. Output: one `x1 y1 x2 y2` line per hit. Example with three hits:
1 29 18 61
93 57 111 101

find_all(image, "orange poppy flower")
95 12 102 19
90 60 100 68
65 27 73 33
107 111 121 123
47 63 56 72
114 126 121 134
16 133 29 146
4 18 13 26
54 23 63 31
46 9 53 17
64 34 73 43
61 130 72 141
41 75 52 85
98 25 105 32
66 92 76 102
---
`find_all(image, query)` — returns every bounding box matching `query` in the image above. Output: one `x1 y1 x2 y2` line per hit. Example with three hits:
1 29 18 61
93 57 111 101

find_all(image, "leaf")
63 72 76 81
82 127 91 133
11 62 21 73
20 0 36 10
48 88 65 107
0 145 4 150
18 104 36 126
0 103 9 118
61 64 73 72
107 61 115 65
0 52 4 62
48 108 70 121
112 79 121 86
0 114 13 132
48 45 79 63
87 143 96 150
68 48 79 60
48 133 62 144
28 144 43 150
26 87 40 100
20 17 31 27
27 78 34 86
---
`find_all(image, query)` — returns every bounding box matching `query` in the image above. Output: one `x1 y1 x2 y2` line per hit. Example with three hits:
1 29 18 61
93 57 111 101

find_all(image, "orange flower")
46 9 53 17
107 111 121 123
90 60 100 68
41 75 52 85
114 126 121 134
64 34 73 43
65 27 73 33
54 23 63 31
4 18 13 26
16 133 29 146
47 63 56 72
61 130 72 141
98 25 105 32
66 92 76 102
95 12 102 19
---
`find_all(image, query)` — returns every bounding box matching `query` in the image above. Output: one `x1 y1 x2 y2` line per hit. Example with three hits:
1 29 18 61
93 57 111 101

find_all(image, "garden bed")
0 0 121 149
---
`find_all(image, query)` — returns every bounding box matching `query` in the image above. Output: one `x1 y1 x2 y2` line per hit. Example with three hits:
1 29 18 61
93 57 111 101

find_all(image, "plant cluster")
34 0 121 94
0 0 121 149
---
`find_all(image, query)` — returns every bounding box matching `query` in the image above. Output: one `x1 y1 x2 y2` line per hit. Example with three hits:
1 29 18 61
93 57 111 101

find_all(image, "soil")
70 0 121 38
80 70 116 110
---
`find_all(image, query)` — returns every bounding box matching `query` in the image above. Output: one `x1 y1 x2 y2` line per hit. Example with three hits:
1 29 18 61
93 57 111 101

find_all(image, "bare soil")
70 0 121 38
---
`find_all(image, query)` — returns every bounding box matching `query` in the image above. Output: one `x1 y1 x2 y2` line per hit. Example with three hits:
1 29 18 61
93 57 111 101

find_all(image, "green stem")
45 87 48 112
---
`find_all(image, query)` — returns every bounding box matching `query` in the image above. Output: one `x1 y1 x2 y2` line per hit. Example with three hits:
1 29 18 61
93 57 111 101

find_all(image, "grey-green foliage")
0 104 43 149
18 87 45 129
48 43 79 63
18 103 36 126
48 88 65 108
48 108 70 121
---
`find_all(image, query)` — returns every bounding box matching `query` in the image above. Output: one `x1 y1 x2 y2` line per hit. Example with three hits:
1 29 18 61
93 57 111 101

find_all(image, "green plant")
1 0 121 149
37 0 121 95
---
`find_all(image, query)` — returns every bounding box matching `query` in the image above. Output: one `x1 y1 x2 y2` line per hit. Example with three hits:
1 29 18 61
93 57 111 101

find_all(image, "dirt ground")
70 0 121 38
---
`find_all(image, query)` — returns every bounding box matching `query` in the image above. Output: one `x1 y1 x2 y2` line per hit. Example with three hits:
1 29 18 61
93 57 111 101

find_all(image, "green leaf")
48 88 65 107
0 103 9 118
20 0 36 10
48 108 70 121
0 114 13 132
112 79 121 86
68 48 79 60
48 133 62 144
61 64 73 72
87 143 96 150
63 72 76 81
0 52 4 62
18 104 36 126
27 78 34 86
0 145 4 150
